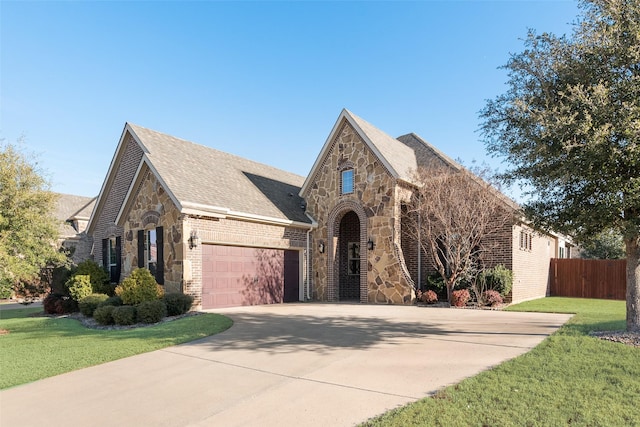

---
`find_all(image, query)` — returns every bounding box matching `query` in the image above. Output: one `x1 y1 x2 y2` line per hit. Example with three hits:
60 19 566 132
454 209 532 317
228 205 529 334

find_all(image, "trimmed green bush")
115 268 164 305
136 300 167 324
478 265 513 297
93 305 115 325
112 305 137 326
78 293 109 316
66 275 92 302
163 293 194 316
74 260 111 295
98 295 123 308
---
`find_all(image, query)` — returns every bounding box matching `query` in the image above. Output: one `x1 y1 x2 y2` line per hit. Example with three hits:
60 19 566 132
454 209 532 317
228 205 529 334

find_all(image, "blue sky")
1 1 580 199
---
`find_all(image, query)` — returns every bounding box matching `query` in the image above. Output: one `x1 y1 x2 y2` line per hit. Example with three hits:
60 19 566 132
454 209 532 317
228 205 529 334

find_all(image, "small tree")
403 164 515 303
0 140 64 298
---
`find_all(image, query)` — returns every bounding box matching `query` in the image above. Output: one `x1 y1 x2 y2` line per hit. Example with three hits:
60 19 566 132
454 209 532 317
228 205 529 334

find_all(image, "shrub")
79 293 109 316
112 305 137 326
98 295 123 308
0 279 12 299
43 293 78 314
74 260 111 295
426 273 446 297
483 290 504 307
115 268 164 305
66 275 92 302
93 305 115 325
136 300 167 324
479 265 513 297
163 293 194 316
416 289 439 304
451 289 470 307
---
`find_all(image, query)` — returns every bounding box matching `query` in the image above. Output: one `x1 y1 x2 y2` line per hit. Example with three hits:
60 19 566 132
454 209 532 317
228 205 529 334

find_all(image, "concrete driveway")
1 303 571 427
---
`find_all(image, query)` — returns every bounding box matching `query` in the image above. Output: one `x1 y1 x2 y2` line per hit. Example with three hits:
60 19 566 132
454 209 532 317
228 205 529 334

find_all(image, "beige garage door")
201 244 299 309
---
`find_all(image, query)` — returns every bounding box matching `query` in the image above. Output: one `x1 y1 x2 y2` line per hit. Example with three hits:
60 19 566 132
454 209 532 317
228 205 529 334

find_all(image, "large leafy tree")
480 0 640 331
0 140 63 298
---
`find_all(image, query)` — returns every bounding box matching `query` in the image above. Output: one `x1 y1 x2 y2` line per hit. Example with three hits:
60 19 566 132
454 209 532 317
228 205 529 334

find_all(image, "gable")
301 109 417 198
87 131 144 235
91 123 313 233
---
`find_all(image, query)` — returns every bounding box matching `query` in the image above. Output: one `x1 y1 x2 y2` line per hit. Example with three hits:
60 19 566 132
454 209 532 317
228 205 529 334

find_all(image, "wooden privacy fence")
550 258 626 300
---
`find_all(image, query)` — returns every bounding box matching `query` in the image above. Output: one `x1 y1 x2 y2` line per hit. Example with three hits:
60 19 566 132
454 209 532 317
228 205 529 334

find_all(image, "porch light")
189 230 200 249
367 238 375 251
318 242 325 253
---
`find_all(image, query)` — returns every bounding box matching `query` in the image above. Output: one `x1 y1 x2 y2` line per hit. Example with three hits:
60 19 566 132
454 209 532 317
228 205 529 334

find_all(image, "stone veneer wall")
183 215 308 308
305 121 414 304
122 170 184 293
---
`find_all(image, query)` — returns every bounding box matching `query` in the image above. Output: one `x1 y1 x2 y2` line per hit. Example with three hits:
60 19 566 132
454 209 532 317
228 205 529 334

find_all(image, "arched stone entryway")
327 201 368 303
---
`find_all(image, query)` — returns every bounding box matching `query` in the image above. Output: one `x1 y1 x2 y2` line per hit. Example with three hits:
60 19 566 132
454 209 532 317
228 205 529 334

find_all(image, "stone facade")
122 170 184 293
305 121 414 304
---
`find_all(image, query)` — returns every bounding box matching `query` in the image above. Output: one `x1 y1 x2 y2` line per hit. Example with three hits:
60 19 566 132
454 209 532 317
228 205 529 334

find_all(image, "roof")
119 124 312 226
54 193 96 237
300 109 418 196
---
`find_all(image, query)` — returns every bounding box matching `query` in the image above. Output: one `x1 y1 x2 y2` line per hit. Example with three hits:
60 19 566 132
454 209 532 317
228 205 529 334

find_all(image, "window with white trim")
341 169 354 194
519 230 533 251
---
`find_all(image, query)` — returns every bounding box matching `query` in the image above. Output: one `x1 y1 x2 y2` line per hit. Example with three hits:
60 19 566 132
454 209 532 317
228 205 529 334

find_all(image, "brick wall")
92 135 144 279
183 215 308 307
511 224 554 303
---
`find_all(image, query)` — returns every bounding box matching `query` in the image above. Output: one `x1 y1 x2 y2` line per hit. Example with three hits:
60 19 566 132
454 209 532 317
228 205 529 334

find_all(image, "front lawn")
363 297 640 426
0 307 232 389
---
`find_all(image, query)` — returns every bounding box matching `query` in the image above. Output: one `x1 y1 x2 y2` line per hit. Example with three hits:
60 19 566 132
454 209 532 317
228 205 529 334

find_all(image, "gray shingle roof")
54 193 97 237
346 110 418 181
128 124 311 224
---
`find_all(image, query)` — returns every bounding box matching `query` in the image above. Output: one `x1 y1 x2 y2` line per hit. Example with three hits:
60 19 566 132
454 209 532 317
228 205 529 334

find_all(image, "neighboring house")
54 193 96 264
88 109 573 308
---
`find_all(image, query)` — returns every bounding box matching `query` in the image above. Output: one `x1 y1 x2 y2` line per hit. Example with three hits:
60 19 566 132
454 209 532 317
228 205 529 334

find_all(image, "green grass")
0 308 233 389
363 297 640 427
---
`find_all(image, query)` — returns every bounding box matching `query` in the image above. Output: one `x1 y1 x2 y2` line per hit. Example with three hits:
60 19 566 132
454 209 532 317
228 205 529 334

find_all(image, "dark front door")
283 250 300 302
338 211 360 300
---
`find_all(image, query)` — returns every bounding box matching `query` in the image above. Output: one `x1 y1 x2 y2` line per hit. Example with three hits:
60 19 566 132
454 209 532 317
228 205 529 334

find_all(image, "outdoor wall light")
318 242 325 253
189 230 200 249
367 238 375 251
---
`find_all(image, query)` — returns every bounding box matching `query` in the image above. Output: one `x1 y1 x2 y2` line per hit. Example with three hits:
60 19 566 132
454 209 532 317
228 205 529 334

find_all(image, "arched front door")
338 211 361 300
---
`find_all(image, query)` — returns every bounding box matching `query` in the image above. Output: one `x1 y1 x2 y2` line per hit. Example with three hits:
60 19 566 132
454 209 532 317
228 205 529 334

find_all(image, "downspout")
417 213 422 289
306 229 312 301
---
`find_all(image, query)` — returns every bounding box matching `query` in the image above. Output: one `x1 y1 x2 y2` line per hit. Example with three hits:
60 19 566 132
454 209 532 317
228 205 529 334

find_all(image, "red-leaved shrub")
451 289 470 307
483 289 504 307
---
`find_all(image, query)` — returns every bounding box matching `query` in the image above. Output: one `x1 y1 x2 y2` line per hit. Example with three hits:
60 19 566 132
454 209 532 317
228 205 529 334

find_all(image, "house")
54 193 96 264
87 109 572 308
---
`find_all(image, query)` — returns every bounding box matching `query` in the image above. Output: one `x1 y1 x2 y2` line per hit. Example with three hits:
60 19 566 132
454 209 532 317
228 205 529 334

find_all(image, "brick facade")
182 215 308 308
92 135 144 279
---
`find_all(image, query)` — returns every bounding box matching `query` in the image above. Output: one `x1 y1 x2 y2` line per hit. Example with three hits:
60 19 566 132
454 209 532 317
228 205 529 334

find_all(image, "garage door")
201 244 300 309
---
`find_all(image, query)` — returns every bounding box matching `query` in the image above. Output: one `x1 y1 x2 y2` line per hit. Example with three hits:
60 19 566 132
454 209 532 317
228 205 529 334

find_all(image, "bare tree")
403 164 516 303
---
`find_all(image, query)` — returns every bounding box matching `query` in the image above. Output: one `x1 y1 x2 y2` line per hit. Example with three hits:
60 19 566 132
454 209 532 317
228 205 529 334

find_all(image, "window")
519 230 533 251
341 169 354 194
559 247 565 258
102 236 121 283
146 229 157 277
348 242 360 275
138 227 164 285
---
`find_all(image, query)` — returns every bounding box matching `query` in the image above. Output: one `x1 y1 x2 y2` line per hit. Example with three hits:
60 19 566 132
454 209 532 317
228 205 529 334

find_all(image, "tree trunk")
626 237 640 333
